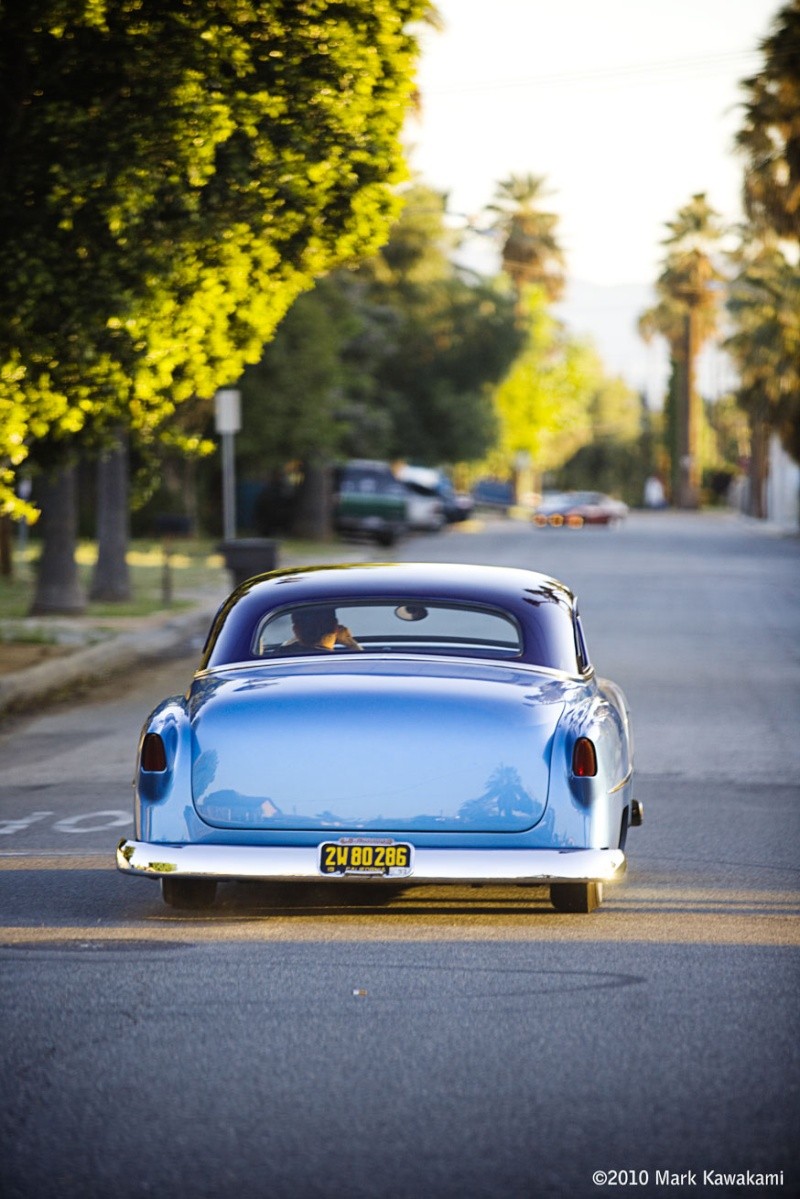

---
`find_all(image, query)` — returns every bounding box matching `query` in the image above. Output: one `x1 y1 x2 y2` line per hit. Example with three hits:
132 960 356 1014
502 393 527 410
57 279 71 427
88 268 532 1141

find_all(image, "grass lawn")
0 539 227 624
0 535 356 628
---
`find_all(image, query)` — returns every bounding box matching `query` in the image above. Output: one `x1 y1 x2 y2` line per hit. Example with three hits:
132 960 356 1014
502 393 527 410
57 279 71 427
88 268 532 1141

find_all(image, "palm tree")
736 1 800 243
725 234 800 515
487 174 566 301
639 194 724 507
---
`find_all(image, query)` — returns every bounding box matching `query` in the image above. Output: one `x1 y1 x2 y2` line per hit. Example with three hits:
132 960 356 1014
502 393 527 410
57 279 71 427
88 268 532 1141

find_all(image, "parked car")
397 465 467 528
333 460 409 546
399 466 474 524
395 468 446 532
437 477 475 523
471 477 514 509
532 491 573 524
533 491 629 528
117 562 640 914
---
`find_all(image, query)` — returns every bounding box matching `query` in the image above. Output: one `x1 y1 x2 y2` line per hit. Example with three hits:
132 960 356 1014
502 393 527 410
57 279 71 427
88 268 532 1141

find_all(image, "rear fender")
597 676 634 772
134 699 206 843
550 691 630 850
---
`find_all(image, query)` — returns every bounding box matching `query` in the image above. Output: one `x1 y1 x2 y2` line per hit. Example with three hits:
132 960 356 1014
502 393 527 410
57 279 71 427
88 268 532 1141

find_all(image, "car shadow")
210 879 560 917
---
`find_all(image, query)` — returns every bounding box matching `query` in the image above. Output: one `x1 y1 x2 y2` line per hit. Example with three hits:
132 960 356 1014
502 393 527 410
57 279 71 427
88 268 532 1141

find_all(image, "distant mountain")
556 280 736 407
452 239 735 407
555 280 666 404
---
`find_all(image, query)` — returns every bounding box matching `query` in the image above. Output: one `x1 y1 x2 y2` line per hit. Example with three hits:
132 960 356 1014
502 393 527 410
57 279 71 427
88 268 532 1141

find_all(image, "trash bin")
218 538 279 587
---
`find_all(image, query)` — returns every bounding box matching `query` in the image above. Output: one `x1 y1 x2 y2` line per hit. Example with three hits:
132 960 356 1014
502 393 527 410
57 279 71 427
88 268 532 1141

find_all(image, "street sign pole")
214 389 242 541
221 431 236 540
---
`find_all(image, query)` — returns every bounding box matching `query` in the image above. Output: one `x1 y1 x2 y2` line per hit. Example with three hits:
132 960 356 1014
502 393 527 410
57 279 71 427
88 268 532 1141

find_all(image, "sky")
405 0 783 398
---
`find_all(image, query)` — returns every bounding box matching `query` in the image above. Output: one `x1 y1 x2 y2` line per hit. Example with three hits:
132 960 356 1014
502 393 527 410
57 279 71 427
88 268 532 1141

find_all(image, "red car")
533 491 628 528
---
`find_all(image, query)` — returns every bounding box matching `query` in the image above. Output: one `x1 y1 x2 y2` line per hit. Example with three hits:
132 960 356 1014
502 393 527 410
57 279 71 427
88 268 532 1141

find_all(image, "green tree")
731 3 800 516
556 377 646 505
492 289 603 489
637 296 683 501
0 0 432 522
236 274 363 538
638 194 724 507
354 184 521 464
725 236 800 514
487 174 566 301
736 1 800 242
238 278 357 472
236 182 522 518
701 392 750 503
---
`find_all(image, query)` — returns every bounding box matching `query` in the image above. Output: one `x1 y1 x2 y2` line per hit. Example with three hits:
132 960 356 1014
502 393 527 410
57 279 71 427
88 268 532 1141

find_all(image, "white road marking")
0 811 54 835
0 810 130 835
52 811 131 833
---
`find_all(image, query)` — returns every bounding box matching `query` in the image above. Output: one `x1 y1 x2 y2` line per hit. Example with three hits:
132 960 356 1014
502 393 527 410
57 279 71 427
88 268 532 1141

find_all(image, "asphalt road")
1 512 798 1199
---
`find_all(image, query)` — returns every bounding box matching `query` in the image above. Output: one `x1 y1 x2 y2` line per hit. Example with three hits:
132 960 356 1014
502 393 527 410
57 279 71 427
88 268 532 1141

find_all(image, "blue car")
117 562 640 913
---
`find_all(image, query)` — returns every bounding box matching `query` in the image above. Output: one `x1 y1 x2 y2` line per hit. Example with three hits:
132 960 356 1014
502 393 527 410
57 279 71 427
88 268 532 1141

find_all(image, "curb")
0 601 221 718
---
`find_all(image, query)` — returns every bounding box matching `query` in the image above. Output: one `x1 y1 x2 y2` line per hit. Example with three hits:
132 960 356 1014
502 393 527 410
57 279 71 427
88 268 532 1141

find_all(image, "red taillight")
141 733 167 772
572 737 597 777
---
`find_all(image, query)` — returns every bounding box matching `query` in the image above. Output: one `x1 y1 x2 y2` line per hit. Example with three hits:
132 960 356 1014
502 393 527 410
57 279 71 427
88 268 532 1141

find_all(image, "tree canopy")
362 186 522 463
639 194 724 368
638 193 724 503
237 183 522 474
0 0 431 517
730 3 800 473
726 237 800 464
492 288 616 480
556 374 646 505
487 174 566 301
736 0 800 242
237 273 362 472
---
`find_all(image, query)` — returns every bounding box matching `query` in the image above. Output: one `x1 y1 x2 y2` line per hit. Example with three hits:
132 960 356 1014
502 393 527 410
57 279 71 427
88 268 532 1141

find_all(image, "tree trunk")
0 516 12 579
29 463 86 615
90 433 132 601
291 459 332 541
664 359 680 505
676 308 700 509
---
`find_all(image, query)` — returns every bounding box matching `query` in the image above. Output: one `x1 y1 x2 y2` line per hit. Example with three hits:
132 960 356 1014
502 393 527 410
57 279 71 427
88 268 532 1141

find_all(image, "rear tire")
161 876 218 910
550 881 603 913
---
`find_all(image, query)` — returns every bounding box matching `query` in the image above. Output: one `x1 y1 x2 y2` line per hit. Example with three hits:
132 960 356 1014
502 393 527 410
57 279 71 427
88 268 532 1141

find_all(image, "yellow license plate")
318 840 414 877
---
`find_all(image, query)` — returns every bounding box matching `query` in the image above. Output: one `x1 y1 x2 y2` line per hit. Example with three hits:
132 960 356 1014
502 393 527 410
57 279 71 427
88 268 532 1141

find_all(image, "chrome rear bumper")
117 840 626 884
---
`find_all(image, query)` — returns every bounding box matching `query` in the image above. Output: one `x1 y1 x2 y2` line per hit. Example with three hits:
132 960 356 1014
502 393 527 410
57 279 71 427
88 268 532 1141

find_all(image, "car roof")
201 562 579 671
234 561 572 606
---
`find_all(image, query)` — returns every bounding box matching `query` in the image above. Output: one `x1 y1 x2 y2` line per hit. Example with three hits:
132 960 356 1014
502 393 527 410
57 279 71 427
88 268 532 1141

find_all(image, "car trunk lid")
190 659 566 833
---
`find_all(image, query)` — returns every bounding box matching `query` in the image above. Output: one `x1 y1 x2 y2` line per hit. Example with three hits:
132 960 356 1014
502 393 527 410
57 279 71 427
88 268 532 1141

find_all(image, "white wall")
767 435 800 531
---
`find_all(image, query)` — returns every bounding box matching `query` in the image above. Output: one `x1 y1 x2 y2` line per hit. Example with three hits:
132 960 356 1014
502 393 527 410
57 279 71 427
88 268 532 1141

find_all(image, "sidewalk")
0 541 375 719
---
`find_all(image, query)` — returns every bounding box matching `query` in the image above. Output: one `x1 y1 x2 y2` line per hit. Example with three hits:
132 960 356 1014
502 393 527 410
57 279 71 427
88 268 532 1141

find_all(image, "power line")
422 48 763 96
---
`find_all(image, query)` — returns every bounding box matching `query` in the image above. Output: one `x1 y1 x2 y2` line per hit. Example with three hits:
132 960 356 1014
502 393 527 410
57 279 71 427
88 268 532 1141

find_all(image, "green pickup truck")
333 461 410 546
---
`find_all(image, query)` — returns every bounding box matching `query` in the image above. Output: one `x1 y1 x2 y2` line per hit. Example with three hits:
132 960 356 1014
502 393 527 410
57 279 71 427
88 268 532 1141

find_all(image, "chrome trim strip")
197 654 586 683
117 840 626 884
608 767 634 795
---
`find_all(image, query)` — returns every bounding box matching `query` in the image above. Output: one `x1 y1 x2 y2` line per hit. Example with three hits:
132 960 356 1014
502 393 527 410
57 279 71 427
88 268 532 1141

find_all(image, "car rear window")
252 601 523 661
